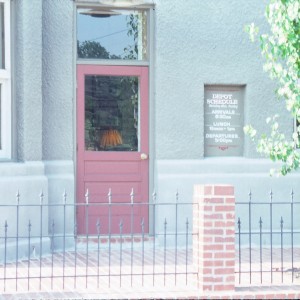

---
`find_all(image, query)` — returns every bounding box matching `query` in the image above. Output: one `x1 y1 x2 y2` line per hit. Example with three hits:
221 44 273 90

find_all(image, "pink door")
77 65 149 234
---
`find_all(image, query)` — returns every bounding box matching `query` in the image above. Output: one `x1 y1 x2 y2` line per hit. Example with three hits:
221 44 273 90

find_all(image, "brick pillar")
193 185 235 293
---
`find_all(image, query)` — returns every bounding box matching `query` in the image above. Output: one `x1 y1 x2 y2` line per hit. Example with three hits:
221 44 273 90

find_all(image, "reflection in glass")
85 76 139 151
77 7 147 60
0 3 5 69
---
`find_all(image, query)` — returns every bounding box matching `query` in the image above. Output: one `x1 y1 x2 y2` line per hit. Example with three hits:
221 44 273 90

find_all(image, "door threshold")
76 235 155 245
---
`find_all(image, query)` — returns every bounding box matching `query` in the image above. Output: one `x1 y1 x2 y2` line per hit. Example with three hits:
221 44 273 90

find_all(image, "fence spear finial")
63 189 67 204
108 188 112 204
270 189 273 202
130 188 134 204
40 190 44 205
152 190 156 204
16 190 20 205
85 189 89 204
96 218 100 235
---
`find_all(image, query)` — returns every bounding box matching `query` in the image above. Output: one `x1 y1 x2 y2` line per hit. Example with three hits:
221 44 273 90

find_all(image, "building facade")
0 0 299 243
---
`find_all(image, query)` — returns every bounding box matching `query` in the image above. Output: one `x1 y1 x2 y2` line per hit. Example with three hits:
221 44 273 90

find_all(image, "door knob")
141 153 148 160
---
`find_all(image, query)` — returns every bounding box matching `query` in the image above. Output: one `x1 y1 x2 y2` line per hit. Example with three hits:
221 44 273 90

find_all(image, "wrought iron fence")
235 190 300 286
0 189 196 292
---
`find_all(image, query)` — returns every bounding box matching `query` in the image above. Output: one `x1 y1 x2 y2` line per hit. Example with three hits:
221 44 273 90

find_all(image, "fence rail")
0 190 196 293
235 190 300 286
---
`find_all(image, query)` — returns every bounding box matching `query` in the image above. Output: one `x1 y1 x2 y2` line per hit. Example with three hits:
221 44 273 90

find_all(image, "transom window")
77 7 148 60
0 0 11 159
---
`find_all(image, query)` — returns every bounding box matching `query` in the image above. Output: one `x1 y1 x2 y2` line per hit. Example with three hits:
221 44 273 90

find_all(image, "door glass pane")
0 3 5 69
85 75 139 151
77 7 147 60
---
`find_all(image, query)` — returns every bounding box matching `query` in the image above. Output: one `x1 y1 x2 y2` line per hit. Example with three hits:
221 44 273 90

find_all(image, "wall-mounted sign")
204 85 244 156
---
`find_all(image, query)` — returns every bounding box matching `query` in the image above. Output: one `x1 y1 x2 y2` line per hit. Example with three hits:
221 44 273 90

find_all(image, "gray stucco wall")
14 0 43 161
153 0 300 239
0 0 75 254
154 0 290 160
1 0 299 250
42 0 74 161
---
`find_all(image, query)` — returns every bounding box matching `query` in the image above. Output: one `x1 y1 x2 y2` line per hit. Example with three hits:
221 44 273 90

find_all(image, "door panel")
77 65 149 235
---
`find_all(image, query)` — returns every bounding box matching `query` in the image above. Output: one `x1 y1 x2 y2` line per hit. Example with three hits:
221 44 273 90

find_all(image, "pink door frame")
76 65 149 234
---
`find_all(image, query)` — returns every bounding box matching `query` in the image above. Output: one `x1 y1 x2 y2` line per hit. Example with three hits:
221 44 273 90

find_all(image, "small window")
77 7 148 60
0 0 11 159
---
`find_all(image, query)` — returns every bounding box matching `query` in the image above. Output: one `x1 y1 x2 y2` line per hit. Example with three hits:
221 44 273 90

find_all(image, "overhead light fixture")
98 0 153 7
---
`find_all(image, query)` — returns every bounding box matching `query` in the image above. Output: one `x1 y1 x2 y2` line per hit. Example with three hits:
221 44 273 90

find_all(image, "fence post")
193 184 235 292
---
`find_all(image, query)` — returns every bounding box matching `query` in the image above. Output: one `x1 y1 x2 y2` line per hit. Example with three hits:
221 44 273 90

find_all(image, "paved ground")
0 242 197 299
0 244 300 299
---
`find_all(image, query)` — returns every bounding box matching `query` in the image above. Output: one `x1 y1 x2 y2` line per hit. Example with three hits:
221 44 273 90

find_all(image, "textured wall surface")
0 1 75 242
153 0 300 231
14 0 43 161
154 0 290 159
42 0 74 160
3 0 300 240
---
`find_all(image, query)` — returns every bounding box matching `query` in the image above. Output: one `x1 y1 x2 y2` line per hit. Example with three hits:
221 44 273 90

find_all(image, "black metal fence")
0 190 196 292
235 190 300 286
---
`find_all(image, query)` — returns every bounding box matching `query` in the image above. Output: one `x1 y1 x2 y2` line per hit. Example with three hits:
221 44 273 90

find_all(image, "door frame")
73 4 155 234
75 64 152 233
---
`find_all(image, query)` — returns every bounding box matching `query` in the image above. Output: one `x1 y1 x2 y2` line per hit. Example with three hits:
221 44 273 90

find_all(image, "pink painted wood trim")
76 65 149 234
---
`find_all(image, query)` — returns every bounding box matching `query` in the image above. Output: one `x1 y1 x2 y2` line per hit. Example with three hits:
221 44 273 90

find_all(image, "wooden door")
76 65 149 234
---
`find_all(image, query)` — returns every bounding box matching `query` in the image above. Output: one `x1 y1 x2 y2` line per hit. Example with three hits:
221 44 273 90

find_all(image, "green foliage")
123 14 139 60
77 40 111 59
244 0 300 176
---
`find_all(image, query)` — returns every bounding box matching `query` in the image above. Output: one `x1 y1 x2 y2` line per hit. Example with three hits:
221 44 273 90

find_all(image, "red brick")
204 221 213 227
226 229 235 235
215 252 235 259
204 229 224 235
203 252 213 259
203 285 213 291
204 197 213 203
241 295 255 299
204 213 224 220
232 295 244 299
287 294 297 299
226 213 235 219
254 295 266 299
203 276 223 283
214 267 234 275
215 237 235 243
203 237 213 243
204 244 224 251
203 260 224 267
215 205 235 212
203 268 212 274
226 197 235 204
213 284 235 291
226 244 235 251
214 221 226 227
209 197 225 204
225 260 235 267
276 295 286 299
204 205 213 211
214 186 234 196
225 275 235 282
204 185 213 194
